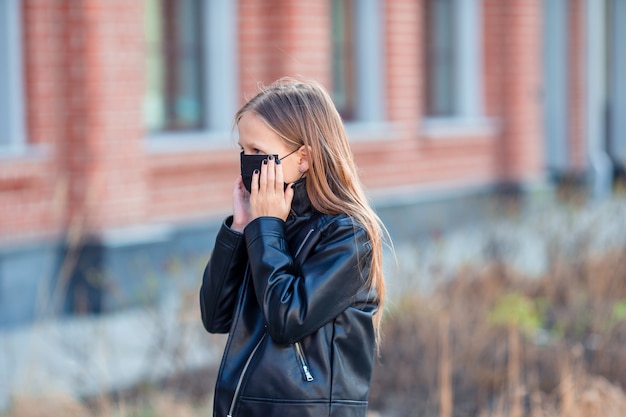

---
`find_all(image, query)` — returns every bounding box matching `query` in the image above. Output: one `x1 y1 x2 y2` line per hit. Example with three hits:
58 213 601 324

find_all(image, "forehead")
237 113 285 149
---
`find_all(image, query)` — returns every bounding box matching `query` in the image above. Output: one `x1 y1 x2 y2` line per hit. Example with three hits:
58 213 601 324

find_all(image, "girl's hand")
232 176 252 232
250 155 295 221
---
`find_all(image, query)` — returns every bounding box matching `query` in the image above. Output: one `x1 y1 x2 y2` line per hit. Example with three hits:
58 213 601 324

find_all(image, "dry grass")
369 244 626 417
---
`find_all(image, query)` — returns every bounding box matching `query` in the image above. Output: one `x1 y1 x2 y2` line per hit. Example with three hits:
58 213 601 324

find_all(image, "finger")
251 169 260 195
275 157 285 191
236 176 251 201
284 183 295 209
259 158 268 193
266 155 276 191
235 176 247 193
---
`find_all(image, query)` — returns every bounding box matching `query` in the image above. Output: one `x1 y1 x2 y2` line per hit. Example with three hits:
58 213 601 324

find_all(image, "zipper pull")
294 341 315 382
302 365 314 382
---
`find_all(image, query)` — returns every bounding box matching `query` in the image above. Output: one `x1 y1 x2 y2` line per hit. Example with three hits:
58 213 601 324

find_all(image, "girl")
200 78 389 417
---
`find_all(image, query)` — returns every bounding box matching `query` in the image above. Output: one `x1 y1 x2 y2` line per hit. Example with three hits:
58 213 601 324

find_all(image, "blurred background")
1 0 626 416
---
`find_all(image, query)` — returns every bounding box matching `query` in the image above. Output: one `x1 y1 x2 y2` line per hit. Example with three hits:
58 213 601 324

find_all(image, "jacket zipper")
227 333 266 417
294 341 314 382
293 229 315 382
226 228 315 415
294 228 315 258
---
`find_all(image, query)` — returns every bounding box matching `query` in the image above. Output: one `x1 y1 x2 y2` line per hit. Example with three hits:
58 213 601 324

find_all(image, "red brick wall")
239 0 332 101
385 0 421 125
1 0 555 243
568 0 586 173
61 0 147 231
483 0 504 119
484 0 544 183
147 149 237 223
0 1 65 242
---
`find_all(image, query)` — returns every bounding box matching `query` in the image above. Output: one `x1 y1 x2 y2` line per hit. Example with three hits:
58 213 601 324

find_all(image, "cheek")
281 161 301 183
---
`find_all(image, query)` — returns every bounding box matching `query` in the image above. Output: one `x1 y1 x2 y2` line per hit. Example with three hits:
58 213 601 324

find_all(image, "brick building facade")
0 0 625 325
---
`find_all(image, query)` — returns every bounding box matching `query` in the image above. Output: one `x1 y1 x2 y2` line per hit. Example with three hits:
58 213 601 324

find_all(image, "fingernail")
254 169 259 174
263 159 268 165
268 155 274 161
276 158 281 165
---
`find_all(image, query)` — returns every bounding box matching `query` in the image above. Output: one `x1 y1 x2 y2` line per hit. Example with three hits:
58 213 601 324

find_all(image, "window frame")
421 0 494 137
352 0 386 124
332 0 387 137
0 0 27 155
146 0 238 152
332 0 356 120
542 0 569 172
609 0 626 163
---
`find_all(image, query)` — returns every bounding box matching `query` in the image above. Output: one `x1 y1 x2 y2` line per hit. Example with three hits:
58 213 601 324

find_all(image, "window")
144 0 237 142
0 0 26 152
608 0 626 164
331 0 385 124
423 0 484 120
145 0 204 133
424 0 457 116
332 0 356 120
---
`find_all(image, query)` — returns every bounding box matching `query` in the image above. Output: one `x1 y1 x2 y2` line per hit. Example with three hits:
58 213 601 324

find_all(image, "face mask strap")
279 148 299 161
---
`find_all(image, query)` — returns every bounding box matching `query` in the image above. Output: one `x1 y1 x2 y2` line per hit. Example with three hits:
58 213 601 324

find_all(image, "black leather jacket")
200 180 378 417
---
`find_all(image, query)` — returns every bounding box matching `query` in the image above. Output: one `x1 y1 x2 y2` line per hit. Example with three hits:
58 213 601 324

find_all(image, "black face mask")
240 152 279 193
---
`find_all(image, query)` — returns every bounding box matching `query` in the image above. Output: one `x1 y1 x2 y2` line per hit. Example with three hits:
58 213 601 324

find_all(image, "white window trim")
586 0 612 199
147 0 238 153
456 0 483 118
542 0 569 171
0 0 26 153
421 0 491 137
421 116 499 138
353 0 385 123
611 0 626 163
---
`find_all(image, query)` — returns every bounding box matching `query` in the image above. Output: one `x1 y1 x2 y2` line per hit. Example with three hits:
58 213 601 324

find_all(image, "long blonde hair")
235 77 390 341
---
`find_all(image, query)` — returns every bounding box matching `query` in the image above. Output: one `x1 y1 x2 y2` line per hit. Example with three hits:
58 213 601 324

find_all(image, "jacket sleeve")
200 216 248 334
244 215 373 345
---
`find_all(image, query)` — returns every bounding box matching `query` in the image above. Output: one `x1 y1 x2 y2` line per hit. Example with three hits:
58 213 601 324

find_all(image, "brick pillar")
62 0 146 233
239 0 331 98
386 0 421 126
497 0 544 183
270 1 331 84
568 0 586 173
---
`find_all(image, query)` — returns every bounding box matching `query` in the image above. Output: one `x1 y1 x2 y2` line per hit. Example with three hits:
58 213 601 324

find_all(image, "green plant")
603 298 626 333
488 292 543 337
613 299 626 322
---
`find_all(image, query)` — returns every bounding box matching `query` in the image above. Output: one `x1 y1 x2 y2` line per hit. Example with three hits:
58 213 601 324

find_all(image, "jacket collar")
289 177 315 218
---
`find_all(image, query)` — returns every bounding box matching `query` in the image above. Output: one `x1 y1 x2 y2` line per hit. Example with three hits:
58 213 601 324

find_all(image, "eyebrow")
239 141 263 151
237 141 254 149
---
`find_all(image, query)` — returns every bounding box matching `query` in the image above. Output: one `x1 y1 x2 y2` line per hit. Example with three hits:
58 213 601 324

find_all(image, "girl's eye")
239 147 262 154
239 145 265 155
